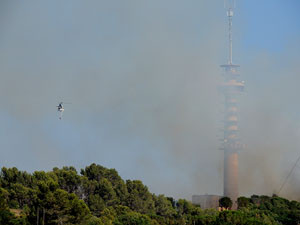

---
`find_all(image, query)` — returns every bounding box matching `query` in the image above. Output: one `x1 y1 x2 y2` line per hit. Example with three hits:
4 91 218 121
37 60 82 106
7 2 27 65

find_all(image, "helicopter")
57 102 71 120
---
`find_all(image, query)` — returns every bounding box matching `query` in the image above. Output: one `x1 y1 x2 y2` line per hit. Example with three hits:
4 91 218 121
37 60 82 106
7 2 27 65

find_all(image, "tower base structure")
224 151 239 209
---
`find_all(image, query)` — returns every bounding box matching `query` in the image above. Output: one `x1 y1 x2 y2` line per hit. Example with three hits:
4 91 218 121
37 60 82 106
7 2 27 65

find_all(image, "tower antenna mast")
224 0 236 65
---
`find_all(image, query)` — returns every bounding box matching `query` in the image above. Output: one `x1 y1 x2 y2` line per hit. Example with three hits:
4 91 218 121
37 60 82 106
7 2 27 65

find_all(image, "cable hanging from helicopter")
56 102 71 120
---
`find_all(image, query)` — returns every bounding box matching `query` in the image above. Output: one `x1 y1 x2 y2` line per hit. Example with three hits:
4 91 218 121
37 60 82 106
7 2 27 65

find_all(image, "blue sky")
0 0 300 200
239 0 300 52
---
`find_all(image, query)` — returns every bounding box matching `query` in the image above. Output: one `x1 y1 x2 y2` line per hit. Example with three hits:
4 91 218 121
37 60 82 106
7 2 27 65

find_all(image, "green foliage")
9 183 32 208
80 163 127 212
96 178 117 206
176 199 194 215
98 207 116 224
193 208 219 225
84 216 105 225
0 167 32 188
237 196 250 209
88 194 106 216
44 189 91 224
126 180 155 214
113 206 152 225
52 166 81 194
216 208 281 225
0 188 14 224
153 194 176 217
2 164 300 225
219 196 233 209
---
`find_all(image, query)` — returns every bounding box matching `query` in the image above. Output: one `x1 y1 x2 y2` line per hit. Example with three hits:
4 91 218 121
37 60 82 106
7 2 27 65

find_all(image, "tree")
87 194 106 216
84 216 105 225
237 197 250 209
104 168 128 203
153 195 176 217
53 166 81 194
176 199 195 216
9 183 33 209
6 164 300 225
96 178 117 206
126 180 155 214
45 189 91 225
166 197 176 208
0 167 32 188
0 188 15 224
81 164 127 204
219 197 233 209
81 164 107 181
113 206 152 225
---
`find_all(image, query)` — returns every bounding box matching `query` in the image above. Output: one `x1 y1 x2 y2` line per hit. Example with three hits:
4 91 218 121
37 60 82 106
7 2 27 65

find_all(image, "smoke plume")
0 0 299 200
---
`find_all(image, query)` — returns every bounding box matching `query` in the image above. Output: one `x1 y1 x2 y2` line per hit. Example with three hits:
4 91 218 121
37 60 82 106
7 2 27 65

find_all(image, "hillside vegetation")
0 164 300 224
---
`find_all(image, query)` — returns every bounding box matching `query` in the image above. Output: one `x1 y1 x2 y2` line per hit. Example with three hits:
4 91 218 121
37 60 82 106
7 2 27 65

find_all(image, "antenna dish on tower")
227 8 234 17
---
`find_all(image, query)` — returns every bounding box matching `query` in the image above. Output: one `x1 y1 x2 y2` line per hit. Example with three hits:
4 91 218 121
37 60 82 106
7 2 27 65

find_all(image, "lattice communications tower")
220 0 244 208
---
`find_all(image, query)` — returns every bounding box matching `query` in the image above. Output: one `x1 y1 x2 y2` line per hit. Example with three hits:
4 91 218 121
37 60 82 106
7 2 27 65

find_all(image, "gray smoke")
0 0 299 201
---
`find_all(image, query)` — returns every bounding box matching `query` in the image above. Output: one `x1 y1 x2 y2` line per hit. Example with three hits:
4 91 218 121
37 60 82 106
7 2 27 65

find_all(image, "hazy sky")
0 0 300 200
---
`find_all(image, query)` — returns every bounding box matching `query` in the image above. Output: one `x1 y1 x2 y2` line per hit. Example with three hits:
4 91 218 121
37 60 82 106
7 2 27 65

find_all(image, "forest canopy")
0 164 300 225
